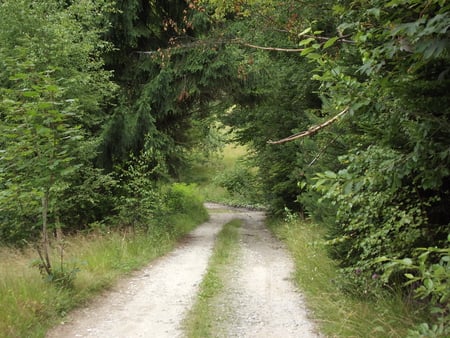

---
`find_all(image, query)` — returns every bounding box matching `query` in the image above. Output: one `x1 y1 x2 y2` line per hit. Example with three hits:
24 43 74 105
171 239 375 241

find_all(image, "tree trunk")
41 189 52 275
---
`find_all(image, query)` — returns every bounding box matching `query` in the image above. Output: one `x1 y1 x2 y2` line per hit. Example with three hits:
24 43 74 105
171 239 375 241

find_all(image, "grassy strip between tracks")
184 219 242 337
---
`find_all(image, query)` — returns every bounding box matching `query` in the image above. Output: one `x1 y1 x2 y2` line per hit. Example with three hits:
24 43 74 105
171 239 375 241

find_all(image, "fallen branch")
267 107 349 144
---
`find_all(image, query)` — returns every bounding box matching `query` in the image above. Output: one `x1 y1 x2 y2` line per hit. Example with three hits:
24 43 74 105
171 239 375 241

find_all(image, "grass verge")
0 208 208 338
268 218 426 338
184 219 241 337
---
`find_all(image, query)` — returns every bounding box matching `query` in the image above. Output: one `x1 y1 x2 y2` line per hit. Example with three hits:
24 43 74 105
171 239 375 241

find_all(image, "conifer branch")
267 107 349 144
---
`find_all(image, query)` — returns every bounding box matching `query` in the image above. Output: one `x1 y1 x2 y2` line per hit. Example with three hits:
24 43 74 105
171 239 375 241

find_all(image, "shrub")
382 241 450 337
213 163 262 205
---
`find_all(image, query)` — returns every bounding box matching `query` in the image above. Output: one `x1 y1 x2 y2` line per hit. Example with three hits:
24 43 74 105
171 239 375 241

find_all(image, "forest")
0 0 449 336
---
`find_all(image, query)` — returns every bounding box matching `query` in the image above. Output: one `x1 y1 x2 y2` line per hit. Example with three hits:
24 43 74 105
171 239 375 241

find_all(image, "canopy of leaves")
198 0 450 333
1 0 448 332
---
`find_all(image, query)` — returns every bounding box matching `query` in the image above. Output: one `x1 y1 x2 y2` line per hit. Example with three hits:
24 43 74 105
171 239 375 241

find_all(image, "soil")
46 203 320 338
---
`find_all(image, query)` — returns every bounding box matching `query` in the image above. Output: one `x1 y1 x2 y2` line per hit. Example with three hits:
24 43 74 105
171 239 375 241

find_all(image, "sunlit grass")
221 143 248 169
269 218 426 337
184 219 241 337
194 143 250 204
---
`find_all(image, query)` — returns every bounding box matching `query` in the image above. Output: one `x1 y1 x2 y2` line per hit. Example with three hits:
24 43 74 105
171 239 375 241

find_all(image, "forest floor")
46 203 320 338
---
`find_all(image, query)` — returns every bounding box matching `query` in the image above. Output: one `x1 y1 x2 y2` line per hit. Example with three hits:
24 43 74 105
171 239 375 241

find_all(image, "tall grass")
0 247 58 337
269 218 427 337
0 201 208 337
184 219 241 337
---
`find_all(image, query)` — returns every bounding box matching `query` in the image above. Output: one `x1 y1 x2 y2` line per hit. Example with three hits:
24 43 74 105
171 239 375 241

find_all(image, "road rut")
47 204 320 338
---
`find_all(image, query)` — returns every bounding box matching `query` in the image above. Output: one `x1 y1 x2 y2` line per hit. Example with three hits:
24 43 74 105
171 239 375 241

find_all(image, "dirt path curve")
47 203 320 338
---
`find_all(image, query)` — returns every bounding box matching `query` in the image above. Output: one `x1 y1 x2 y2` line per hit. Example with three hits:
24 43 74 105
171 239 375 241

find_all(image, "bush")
382 241 450 337
113 155 207 231
213 163 262 205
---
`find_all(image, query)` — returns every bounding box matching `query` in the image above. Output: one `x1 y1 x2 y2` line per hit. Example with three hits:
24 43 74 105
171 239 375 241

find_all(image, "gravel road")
47 203 320 338
210 206 319 338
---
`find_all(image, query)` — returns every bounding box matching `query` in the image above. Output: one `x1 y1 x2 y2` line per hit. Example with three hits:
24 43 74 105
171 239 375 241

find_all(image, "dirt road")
47 204 320 338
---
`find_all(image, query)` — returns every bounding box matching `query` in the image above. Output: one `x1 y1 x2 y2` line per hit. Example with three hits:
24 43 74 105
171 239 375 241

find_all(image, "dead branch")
238 41 305 52
304 34 354 44
267 107 349 144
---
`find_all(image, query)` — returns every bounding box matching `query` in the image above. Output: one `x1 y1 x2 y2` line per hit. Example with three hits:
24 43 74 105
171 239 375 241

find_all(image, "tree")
1 69 85 275
195 0 450 332
0 0 116 280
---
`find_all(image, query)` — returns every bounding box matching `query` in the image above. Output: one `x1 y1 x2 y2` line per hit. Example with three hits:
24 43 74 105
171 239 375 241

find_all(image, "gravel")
211 208 320 338
47 204 321 338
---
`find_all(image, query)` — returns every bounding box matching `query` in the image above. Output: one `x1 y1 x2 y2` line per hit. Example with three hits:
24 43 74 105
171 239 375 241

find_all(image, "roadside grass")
268 218 427 337
0 208 208 338
184 219 242 337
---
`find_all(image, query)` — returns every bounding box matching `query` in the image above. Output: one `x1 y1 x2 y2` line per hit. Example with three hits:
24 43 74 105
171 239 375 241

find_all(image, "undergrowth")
190 143 265 209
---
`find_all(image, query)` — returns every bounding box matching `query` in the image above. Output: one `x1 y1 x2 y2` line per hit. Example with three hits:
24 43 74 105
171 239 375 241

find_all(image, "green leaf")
323 171 337 179
367 8 381 18
306 53 322 60
298 27 312 37
299 38 315 47
424 278 434 290
400 258 413 266
323 37 339 49
343 181 353 194
22 91 39 98
300 47 317 56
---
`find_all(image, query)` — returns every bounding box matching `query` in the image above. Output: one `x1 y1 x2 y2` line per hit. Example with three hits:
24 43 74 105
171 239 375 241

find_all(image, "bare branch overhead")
267 107 349 144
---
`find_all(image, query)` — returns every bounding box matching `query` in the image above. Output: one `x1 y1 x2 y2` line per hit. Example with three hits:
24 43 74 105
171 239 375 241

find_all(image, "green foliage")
0 0 117 246
31 258 80 290
113 149 207 234
222 49 321 213
213 162 262 205
312 146 433 273
381 240 450 337
113 151 170 230
166 183 206 216
298 0 450 332
98 0 232 177
199 0 449 333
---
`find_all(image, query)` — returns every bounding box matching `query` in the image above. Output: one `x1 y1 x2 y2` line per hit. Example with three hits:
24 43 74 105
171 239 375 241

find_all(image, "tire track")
47 207 236 338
